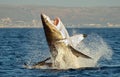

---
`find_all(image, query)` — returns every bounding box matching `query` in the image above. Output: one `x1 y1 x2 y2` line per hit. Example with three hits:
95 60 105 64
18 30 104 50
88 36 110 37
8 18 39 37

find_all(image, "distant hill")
0 5 120 28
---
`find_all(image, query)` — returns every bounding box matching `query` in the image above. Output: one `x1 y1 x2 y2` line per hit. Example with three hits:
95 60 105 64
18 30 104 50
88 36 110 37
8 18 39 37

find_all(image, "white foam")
75 33 113 67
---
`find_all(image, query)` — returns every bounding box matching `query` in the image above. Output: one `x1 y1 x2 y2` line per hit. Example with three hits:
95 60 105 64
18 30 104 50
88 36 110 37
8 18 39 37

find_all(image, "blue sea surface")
0 28 120 77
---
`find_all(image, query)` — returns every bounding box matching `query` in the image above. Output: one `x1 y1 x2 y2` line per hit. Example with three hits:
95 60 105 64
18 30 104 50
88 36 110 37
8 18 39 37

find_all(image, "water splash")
24 33 112 69
75 33 113 67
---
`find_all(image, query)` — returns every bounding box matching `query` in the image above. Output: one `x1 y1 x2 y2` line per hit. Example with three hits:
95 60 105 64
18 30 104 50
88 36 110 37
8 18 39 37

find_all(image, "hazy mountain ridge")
0 5 120 28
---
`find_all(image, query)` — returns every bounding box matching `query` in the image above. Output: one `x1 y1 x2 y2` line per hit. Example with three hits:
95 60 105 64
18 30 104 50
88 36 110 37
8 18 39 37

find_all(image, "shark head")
41 13 87 46
41 13 69 43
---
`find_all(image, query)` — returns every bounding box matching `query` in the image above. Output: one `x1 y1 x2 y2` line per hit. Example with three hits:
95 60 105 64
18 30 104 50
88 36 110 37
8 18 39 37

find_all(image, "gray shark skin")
24 14 92 69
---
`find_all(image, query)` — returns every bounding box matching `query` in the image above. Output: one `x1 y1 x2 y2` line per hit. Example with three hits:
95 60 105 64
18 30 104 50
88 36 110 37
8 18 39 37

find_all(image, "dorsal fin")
68 45 92 59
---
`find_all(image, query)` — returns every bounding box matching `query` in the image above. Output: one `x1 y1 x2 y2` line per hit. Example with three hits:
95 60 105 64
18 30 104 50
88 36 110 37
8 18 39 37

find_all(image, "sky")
0 0 120 7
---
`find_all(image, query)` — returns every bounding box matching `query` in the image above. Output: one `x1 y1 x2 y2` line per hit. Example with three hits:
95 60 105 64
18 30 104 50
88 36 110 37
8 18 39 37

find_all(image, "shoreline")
0 26 120 29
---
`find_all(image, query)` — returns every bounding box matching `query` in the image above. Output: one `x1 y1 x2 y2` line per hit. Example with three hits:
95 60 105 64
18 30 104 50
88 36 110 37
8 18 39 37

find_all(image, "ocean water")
0 28 120 77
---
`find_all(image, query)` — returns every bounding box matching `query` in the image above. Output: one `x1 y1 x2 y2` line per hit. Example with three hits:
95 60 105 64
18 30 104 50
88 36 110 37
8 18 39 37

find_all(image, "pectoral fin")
23 57 52 69
33 57 51 66
68 45 92 59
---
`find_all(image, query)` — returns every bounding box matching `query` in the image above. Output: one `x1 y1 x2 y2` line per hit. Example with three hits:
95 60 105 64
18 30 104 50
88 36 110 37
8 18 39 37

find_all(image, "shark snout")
41 13 48 20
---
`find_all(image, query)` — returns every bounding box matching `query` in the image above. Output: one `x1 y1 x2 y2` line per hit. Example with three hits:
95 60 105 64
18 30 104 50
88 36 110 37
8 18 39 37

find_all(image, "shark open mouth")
53 18 59 26
51 17 68 39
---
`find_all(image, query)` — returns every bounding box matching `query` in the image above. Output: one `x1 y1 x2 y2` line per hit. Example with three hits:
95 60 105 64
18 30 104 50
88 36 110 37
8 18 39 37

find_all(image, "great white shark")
24 13 92 69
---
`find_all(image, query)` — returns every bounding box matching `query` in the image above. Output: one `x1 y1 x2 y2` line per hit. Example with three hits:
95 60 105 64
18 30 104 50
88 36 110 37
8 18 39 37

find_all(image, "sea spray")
75 33 113 67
